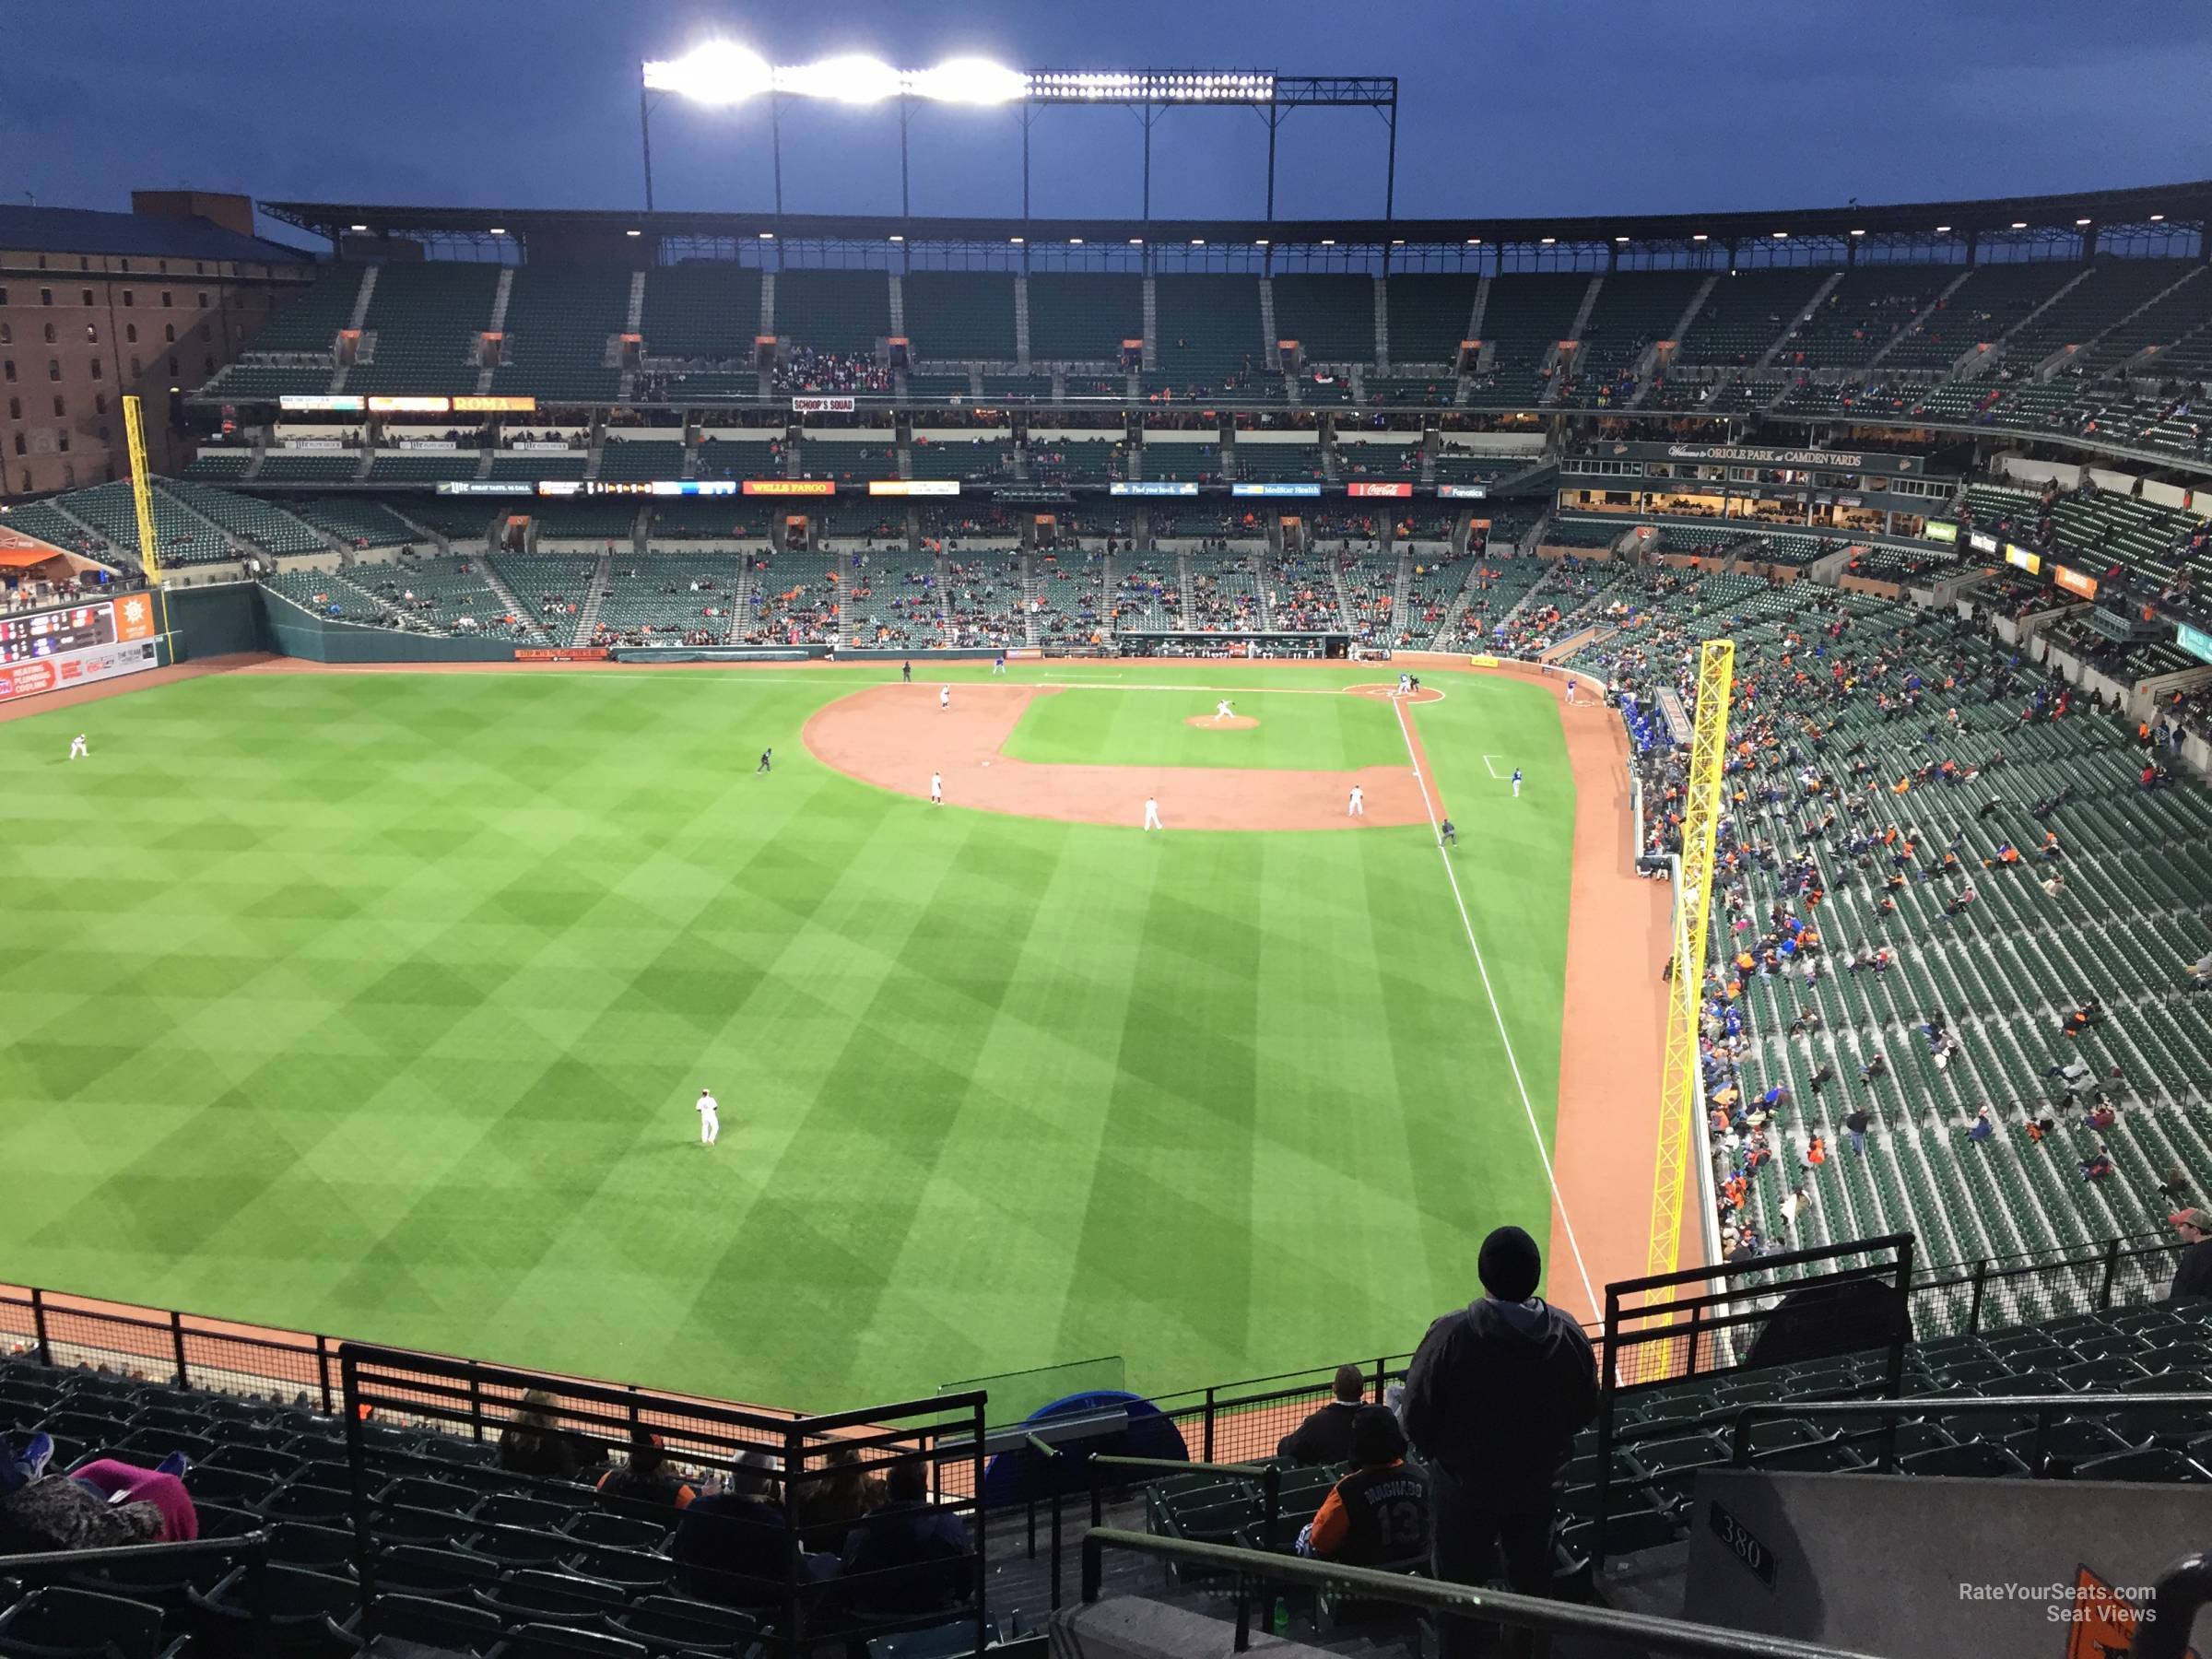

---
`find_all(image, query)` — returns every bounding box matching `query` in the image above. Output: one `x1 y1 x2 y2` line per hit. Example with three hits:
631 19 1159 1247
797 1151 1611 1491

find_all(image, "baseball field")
0 658 1624 1412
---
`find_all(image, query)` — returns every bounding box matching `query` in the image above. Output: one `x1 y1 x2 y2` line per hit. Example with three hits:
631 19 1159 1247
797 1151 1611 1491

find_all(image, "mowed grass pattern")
1003 684 1406 771
0 665 1573 1410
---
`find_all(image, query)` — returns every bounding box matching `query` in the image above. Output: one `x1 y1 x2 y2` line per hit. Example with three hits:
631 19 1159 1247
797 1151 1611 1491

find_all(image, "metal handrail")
1087 1452 1285 1643
0 1531 273 1630
1078 1527 1887 1658
2138 1551 2212 1659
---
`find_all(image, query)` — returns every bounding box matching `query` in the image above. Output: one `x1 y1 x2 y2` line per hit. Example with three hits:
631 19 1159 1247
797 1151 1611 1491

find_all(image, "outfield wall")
167 582 271 662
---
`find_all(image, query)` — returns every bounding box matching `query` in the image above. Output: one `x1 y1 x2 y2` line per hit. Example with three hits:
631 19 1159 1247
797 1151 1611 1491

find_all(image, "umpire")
1403 1226 1596 1659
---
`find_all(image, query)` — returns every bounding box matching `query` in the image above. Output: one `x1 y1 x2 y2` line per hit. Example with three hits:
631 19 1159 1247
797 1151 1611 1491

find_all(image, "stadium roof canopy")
0 205 311 265
264 177 2212 253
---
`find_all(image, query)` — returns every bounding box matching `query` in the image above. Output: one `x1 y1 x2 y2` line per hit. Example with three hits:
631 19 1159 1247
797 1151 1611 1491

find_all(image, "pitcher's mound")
1186 714 1260 730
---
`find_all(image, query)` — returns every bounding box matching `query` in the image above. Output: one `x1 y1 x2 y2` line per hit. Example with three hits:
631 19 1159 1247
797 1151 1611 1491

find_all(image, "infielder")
695 1088 720 1147
930 771 944 805
939 685 951 712
1143 794 1162 831
1512 767 1524 798
1348 784 1366 817
68 734 88 760
993 653 1007 676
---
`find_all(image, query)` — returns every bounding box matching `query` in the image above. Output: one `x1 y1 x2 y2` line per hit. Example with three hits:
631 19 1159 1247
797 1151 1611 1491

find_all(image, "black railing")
0 1531 273 1631
1720 1392 2212 1473
1078 1527 1888 1658
2139 1551 2212 1659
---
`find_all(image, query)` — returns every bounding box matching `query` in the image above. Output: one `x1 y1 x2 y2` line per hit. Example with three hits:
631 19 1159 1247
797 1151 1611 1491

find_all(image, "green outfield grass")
0 663 1573 1411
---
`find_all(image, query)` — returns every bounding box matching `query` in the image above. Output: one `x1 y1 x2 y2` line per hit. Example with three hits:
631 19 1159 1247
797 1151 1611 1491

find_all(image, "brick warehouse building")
0 193 314 498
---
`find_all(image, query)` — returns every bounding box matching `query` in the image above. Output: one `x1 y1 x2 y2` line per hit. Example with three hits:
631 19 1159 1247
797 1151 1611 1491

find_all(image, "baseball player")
67 734 88 760
901 661 912 683
695 1088 720 1147
757 747 772 773
993 653 1007 677
930 771 944 805
1143 794 1162 831
939 685 951 712
1348 784 1365 817
1512 767 1524 799
1439 817 1458 846
1397 672 1411 697
1214 699 1234 723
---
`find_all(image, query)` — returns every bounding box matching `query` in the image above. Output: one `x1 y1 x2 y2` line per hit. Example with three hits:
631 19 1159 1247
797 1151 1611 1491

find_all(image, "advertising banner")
453 395 537 413
995 488 1073 504
743 479 836 496
112 591 158 642
512 441 572 452
1230 482 1322 498
1347 481 1414 499
278 394 365 412
513 647 611 663
0 637 159 704
2053 564 2099 599
2178 622 2212 665
1438 484 1489 500
398 440 458 452
1597 441 1925 477
435 480 534 496
282 441 347 453
2005 545 2041 574
1109 481 1198 497
868 479 960 496
792 396 857 414
1924 520 1959 543
366 395 452 414
1968 529 2001 555
535 481 582 497
650 480 737 496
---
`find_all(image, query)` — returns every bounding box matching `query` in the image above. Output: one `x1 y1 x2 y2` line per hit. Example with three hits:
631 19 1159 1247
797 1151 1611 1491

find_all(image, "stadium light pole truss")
120 395 174 653
641 48 1398 226
1648 640 1735 1334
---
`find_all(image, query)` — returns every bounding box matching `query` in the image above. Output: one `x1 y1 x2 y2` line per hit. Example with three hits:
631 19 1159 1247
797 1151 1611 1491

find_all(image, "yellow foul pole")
1647 638 1736 1289
121 394 174 653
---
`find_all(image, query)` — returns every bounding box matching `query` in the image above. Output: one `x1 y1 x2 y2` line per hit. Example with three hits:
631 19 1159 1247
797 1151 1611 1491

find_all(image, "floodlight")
2075 218 2091 227
1691 233 1708 241
2010 220 2027 229
1935 224 1951 232
777 54 901 103
488 227 507 236
1540 236 1556 245
2150 214 2166 222
1849 229 1865 237
645 41 772 104
910 58 1026 103
626 229 642 237
349 223 369 232
1069 237 1083 244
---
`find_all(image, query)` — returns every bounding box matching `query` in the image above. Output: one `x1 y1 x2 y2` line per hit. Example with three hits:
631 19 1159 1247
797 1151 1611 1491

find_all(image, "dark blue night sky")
11 0 2209 236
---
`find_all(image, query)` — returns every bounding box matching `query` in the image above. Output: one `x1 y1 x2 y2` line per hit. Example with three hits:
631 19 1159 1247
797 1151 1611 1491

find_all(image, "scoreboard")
0 602 115 665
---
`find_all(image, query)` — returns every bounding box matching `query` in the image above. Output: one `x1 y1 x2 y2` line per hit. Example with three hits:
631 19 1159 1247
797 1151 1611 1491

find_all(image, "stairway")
1866 266 1975 371
1327 554 1359 634
1176 552 1196 629
624 270 647 334
1140 276 1159 372
346 266 379 331
1750 268 1846 376
1628 273 1719 406
1465 276 1493 357
1388 550 1414 637
758 271 776 338
722 564 756 643
1257 277 1278 368
1371 276 1391 371
1427 559 1490 651
2057 264 2208 378
887 272 906 340
486 269 515 335
1013 276 1031 370
475 555 537 636
567 553 612 647
1019 550 1044 645
1565 274 1605 346
1978 265 2092 373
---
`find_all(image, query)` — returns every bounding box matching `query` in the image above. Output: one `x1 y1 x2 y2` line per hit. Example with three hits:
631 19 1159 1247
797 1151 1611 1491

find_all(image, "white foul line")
1391 696 1598 1315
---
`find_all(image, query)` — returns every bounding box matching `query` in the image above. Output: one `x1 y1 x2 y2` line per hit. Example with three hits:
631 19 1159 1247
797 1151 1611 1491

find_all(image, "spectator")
499 1389 592 1481
2170 1209 2212 1300
2185 949 2212 991
1966 1106 1995 1143
2079 1147 2115 1182
1843 1107 1871 1156
673 1453 811 1608
0 1453 195 1553
836 1457 973 1620
1403 1226 1597 1659
1277 1364 1371 1465
596 1430 696 1515
1298 1406 1430 1568
796 1443 885 1548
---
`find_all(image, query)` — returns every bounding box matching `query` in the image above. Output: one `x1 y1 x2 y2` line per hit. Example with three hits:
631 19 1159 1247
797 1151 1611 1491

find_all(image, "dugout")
1114 631 1349 660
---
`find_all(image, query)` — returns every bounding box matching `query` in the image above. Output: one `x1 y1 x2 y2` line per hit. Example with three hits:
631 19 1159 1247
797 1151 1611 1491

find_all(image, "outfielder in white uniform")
930 771 944 805
1512 767 1524 799
695 1088 720 1147
1143 795 1162 831
1348 784 1365 817
939 685 950 711
68 734 88 759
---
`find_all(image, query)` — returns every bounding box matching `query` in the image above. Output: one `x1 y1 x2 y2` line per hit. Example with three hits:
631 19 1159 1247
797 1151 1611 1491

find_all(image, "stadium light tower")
641 43 1398 227
641 43 1030 218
